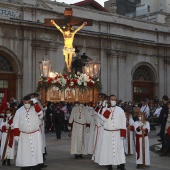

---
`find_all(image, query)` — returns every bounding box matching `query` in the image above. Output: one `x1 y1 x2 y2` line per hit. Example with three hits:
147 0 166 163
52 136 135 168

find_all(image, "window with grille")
0 92 4 102
133 66 152 81
0 55 13 72
0 80 8 88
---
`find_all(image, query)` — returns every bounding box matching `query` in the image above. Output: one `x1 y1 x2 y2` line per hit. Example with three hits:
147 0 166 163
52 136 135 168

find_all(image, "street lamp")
39 57 52 102
83 60 101 79
39 57 52 77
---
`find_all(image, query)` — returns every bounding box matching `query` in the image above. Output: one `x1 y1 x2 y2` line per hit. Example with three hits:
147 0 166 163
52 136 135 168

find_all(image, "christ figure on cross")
51 20 87 72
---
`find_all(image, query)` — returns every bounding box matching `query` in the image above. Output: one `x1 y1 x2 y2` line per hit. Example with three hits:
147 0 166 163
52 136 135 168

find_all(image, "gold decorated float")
38 8 100 103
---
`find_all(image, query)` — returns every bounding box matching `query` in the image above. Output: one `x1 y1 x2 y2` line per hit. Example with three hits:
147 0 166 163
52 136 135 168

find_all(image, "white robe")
0 116 15 159
69 105 90 155
37 100 47 154
13 106 43 167
91 109 102 160
124 118 135 155
96 106 126 166
87 107 95 154
93 107 106 162
134 120 150 165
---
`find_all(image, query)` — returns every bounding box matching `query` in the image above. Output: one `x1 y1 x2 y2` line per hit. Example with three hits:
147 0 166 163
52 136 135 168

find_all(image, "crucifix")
45 8 93 72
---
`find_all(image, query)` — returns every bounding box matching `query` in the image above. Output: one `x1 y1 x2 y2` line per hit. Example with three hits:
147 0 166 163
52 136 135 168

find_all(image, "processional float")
37 8 100 103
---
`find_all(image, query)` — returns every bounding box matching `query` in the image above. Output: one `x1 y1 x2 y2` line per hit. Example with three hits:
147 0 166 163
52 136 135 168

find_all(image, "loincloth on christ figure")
63 47 76 57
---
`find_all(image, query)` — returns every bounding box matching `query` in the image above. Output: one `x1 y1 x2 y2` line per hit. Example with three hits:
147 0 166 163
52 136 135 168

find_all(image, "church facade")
0 0 170 102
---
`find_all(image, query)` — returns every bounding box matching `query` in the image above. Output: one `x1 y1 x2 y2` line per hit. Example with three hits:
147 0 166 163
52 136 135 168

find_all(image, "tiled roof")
72 0 109 12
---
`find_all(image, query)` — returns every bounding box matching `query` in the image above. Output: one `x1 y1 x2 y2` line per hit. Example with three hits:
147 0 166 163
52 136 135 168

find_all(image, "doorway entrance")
132 65 154 101
0 54 16 102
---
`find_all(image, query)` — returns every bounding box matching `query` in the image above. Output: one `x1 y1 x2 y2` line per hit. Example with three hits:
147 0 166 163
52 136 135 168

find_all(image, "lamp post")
83 60 101 79
39 56 52 101
39 57 52 78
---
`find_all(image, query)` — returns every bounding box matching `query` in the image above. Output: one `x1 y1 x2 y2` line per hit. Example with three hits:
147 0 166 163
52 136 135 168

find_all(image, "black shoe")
117 165 121 169
136 164 141 169
2 159 7 166
108 165 112 170
7 159 11 166
74 155 79 159
79 155 84 159
39 163 47 168
120 164 126 170
157 139 162 142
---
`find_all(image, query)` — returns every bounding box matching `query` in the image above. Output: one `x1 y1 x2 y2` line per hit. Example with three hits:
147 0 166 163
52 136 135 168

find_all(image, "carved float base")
40 87 99 104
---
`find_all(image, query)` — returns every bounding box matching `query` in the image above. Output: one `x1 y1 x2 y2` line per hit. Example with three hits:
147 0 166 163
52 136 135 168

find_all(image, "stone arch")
0 46 22 75
131 62 157 83
0 46 22 101
131 62 158 101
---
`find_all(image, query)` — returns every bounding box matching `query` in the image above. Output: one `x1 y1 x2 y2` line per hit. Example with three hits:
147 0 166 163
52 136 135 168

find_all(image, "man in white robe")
134 113 150 168
87 103 95 155
0 109 15 166
68 103 90 159
13 95 43 170
96 95 126 170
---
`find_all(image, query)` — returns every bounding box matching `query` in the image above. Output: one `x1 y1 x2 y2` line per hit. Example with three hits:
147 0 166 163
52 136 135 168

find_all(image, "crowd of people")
0 92 170 170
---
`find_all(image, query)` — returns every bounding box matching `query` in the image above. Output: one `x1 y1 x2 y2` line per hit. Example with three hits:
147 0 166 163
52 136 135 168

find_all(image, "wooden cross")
44 8 93 27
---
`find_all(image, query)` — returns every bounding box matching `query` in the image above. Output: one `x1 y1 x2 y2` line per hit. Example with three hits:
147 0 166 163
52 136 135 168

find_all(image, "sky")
54 0 106 7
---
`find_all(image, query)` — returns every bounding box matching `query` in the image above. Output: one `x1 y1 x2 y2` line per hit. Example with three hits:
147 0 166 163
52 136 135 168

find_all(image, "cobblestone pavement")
0 130 169 170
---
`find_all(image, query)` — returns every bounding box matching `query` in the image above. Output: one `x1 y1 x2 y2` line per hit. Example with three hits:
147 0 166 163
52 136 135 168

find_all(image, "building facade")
0 0 170 102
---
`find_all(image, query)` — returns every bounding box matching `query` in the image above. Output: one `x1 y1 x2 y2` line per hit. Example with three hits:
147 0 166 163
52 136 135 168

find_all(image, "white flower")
58 77 66 87
78 79 82 85
53 79 57 83
97 78 99 81
84 82 87 86
77 71 81 75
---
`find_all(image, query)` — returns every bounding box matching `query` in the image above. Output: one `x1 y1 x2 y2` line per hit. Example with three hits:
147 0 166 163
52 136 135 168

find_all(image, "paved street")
0 130 170 170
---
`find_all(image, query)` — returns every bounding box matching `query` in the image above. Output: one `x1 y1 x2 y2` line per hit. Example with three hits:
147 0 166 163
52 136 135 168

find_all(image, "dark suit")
158 102 168 149
53 110 65 139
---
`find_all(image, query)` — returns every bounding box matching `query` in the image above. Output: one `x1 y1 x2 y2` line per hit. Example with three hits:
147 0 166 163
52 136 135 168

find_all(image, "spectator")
61 103 69 132
133 103 141 122
140 99 150 117
153 103 162 117
159 101 170 156
158 95 169 152
53 103 65 140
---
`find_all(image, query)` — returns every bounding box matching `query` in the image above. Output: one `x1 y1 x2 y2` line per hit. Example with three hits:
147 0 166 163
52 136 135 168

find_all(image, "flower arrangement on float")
37 71 101 91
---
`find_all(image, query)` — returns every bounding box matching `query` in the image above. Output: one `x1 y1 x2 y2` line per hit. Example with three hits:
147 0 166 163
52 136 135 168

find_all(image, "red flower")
47 78 53 84
62 74 67 79
54 76 58 80
38 81 42 85
89 76 92 79
87 82 94 87
56 81 60 85
73 79 77 83
67 79 71 84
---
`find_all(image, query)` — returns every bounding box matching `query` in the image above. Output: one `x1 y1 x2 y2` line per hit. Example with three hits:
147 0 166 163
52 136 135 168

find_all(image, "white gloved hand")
30 98 38 104
68 126 71 131
14 136 19 142
86 127 90 133
140 123 144 127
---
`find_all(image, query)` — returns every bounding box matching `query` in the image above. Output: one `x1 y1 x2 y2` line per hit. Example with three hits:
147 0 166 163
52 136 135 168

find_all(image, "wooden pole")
1 108 16 161
141 112 145 169
127 110 130 155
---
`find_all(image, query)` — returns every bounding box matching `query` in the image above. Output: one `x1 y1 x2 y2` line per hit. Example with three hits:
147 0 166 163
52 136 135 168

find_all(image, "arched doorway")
132 65 155 101
0 54 16 102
